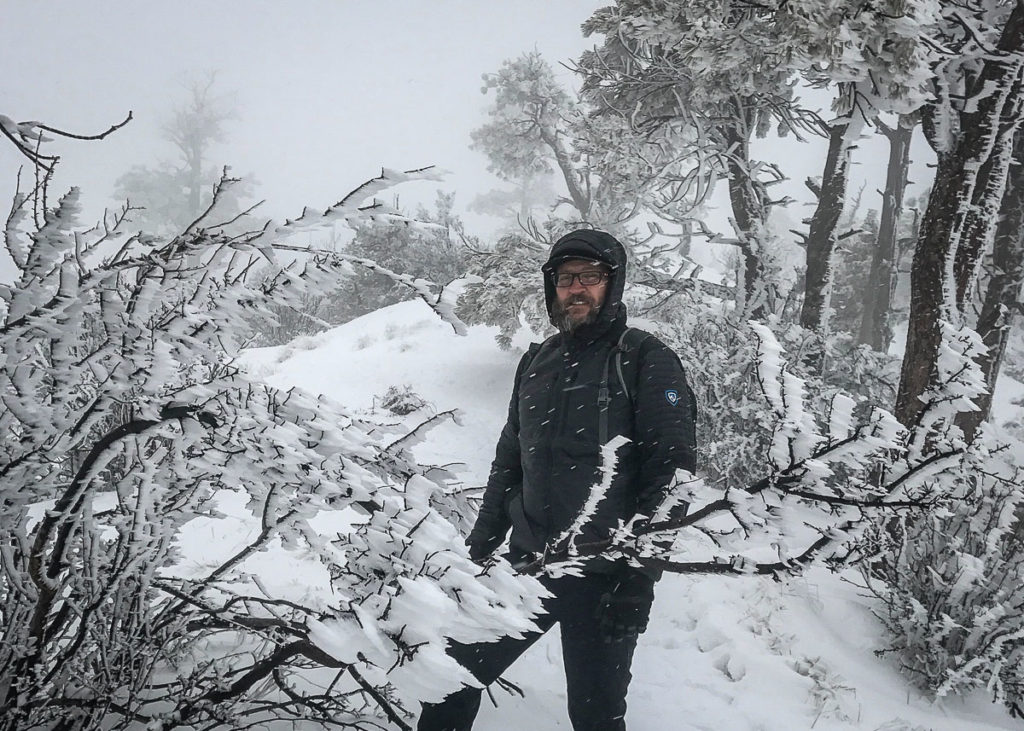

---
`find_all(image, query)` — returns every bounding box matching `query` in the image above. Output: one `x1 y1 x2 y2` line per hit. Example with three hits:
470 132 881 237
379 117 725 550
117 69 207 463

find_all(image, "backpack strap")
614 328 652 403
524 341 543 369
521 333 558 375
599 328 651 445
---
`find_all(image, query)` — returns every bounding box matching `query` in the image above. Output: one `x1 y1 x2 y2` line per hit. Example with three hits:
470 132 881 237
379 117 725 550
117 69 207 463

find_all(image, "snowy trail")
242 299 1018 730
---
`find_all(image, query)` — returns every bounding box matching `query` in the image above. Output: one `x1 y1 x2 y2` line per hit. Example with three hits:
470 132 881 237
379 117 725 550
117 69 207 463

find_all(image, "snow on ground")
242 299 1018 730
243 300 519 483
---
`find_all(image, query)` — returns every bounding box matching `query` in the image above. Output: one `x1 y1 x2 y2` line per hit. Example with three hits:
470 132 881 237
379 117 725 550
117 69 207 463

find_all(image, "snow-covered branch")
0 111 132 172
526 322 966 580
0 167 544 730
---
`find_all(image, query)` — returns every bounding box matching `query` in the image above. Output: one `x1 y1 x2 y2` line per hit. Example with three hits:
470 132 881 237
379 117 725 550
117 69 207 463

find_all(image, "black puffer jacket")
468 230 697 564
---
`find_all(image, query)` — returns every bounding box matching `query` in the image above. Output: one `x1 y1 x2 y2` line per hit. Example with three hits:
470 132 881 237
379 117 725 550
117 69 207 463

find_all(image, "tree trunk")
800 120 852 333
953 115 1023 313
188 141 202 220
859 119 913 351
720 113 769 317
954 131 1024 441
541 128 591 219
895 1 1024 430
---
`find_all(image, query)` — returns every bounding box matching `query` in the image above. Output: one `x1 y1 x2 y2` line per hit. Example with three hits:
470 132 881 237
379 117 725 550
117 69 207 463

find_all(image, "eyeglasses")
552 271 610 288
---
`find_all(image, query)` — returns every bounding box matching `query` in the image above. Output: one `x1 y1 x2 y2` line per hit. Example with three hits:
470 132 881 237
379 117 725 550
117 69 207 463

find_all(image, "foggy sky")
1 2 602 246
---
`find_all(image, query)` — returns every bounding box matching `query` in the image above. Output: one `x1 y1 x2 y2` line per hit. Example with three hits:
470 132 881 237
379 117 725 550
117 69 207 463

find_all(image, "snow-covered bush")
659 305 774 492
456 231 552 349
330 194 470 322
853 322 1024 715
258 193 471 345
0 170 544 730
643 293 900 495
867 436 1024 716
379 384 430 415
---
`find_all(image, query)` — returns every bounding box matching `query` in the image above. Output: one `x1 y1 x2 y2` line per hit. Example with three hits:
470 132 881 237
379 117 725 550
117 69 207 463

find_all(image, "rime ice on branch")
0 164 541 731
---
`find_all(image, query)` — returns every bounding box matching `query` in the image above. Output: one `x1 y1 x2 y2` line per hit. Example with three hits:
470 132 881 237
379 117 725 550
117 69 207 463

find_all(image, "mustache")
563 295 595 306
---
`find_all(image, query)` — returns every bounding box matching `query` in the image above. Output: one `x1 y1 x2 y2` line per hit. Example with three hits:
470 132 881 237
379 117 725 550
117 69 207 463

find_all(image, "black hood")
542 229 628 339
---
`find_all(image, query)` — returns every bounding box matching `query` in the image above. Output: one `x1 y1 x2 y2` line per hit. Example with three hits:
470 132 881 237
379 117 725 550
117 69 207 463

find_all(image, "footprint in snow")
711 652 747 682
695 624 729 653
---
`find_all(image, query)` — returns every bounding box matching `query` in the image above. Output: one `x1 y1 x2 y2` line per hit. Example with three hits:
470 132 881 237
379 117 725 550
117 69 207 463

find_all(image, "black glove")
595 569 656 643
467 538 492 564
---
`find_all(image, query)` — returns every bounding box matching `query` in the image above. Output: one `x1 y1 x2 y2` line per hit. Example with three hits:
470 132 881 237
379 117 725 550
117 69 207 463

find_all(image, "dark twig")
348 665 412 731
35 111 134 141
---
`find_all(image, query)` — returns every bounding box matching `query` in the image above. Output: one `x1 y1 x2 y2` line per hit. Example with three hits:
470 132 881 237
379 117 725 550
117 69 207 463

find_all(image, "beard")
551 294 600 333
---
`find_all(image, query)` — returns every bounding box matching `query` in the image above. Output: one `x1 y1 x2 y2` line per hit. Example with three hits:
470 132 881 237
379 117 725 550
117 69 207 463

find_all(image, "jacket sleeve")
466 349 531 558
631 338 698 517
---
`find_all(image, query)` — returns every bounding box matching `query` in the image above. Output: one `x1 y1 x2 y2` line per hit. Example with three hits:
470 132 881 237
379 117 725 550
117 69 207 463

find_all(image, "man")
418 229 697 731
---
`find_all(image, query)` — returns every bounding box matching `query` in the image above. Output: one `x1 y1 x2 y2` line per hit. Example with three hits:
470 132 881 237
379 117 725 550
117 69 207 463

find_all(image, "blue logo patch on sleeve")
665 389 680 406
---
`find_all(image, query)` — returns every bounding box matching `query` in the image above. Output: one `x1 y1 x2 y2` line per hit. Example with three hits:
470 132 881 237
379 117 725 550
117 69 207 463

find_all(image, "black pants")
417 573 645 731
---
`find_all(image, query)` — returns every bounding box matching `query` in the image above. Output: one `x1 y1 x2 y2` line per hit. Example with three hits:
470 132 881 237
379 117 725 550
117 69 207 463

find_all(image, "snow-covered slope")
243 299 1017 730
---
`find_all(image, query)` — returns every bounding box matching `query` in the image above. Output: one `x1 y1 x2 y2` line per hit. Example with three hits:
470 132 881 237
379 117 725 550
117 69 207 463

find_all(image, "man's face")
551 259 610 333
